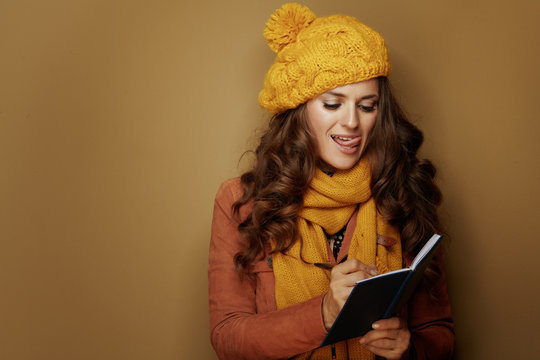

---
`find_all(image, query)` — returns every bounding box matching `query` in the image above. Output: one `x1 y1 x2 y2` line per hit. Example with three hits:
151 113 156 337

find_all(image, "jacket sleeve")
407 258 455 359
208 179 328 360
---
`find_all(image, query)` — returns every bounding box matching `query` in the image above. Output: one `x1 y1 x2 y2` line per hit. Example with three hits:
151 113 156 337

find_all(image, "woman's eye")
359 104 376 112
323 103 341 110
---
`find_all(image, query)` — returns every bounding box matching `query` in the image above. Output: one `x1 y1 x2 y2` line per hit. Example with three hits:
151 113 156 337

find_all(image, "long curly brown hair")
233 77 442 289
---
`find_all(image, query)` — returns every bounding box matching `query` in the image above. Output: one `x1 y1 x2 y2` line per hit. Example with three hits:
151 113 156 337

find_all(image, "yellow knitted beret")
258 3 391 114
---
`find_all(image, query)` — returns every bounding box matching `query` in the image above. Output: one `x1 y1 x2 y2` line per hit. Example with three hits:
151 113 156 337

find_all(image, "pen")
314 263 334 270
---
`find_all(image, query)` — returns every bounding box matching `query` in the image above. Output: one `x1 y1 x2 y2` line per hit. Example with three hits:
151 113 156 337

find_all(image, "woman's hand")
360 317 411 360
322 258 378 329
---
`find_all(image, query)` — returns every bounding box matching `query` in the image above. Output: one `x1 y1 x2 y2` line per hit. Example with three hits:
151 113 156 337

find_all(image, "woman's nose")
340 104 359 129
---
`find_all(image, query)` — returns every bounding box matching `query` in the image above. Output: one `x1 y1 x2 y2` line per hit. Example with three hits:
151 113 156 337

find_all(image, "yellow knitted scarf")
272 157 403 359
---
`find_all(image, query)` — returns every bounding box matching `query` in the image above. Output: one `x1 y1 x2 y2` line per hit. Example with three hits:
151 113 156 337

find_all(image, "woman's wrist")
401 342 416 360
321 293 335 330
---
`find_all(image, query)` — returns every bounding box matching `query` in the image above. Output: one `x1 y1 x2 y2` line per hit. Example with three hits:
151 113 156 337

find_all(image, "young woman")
209 4 454 359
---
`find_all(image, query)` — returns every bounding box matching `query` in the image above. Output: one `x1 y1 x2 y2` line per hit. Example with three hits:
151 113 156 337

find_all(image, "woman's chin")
320 156 362 172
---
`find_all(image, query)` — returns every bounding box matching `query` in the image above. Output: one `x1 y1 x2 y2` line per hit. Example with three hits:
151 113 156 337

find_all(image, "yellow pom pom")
263 3 316 53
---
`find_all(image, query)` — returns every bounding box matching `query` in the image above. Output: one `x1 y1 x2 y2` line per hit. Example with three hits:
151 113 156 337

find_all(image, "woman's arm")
407 259 455 359
358 255 454 359
208 179 327 360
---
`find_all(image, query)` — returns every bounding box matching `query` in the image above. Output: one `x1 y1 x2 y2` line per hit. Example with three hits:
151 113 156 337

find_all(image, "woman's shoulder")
214 177 253 219
215 177 244 204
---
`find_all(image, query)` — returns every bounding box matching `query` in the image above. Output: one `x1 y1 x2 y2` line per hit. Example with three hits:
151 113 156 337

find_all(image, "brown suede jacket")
209 178 455 360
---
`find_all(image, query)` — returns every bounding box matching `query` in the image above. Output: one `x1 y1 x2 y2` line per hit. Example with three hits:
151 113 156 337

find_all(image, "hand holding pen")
321 258 379 329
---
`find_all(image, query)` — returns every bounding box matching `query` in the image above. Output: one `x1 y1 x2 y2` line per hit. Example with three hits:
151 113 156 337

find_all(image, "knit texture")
272 157 402 359
259 3 391 114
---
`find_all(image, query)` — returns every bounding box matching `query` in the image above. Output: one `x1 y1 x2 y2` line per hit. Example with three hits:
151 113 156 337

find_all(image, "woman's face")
306 79 379 171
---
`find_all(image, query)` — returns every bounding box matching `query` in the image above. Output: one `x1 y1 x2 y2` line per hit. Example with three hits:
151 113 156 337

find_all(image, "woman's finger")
360 318 410 360
332 258 378 277
371 317 404 330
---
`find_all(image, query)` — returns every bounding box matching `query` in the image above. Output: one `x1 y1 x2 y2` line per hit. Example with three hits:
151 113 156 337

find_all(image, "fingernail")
359 337 365 344
370 269 378 276
372 323 380 329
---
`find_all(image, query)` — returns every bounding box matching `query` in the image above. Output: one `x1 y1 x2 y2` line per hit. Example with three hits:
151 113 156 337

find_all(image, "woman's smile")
330 135 363 154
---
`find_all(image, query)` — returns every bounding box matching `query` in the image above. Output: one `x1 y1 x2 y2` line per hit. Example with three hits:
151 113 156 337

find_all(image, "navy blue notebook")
320 234 442 347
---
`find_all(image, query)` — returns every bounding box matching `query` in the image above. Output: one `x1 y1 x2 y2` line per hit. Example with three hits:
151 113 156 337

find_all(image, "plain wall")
1 0 539 359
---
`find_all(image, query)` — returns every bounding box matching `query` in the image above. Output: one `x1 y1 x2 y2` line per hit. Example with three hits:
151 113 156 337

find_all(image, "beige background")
1 0 539 359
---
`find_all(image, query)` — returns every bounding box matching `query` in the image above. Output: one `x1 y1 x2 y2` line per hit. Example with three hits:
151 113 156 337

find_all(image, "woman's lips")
331 135 362 147
331 135 362 154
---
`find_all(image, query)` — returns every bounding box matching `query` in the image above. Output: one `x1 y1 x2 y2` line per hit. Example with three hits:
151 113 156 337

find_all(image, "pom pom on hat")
259 3 391 114
263 3 316 53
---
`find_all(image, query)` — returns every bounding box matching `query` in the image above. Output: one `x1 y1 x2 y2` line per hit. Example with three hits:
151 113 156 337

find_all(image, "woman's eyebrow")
361 94 378 100
324 91 378 100
325 91 346 98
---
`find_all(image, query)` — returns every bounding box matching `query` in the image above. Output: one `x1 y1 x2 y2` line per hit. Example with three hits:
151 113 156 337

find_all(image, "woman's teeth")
331 135 360 148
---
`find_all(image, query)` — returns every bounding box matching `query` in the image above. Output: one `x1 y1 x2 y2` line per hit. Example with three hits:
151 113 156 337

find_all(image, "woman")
209 3 454 359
